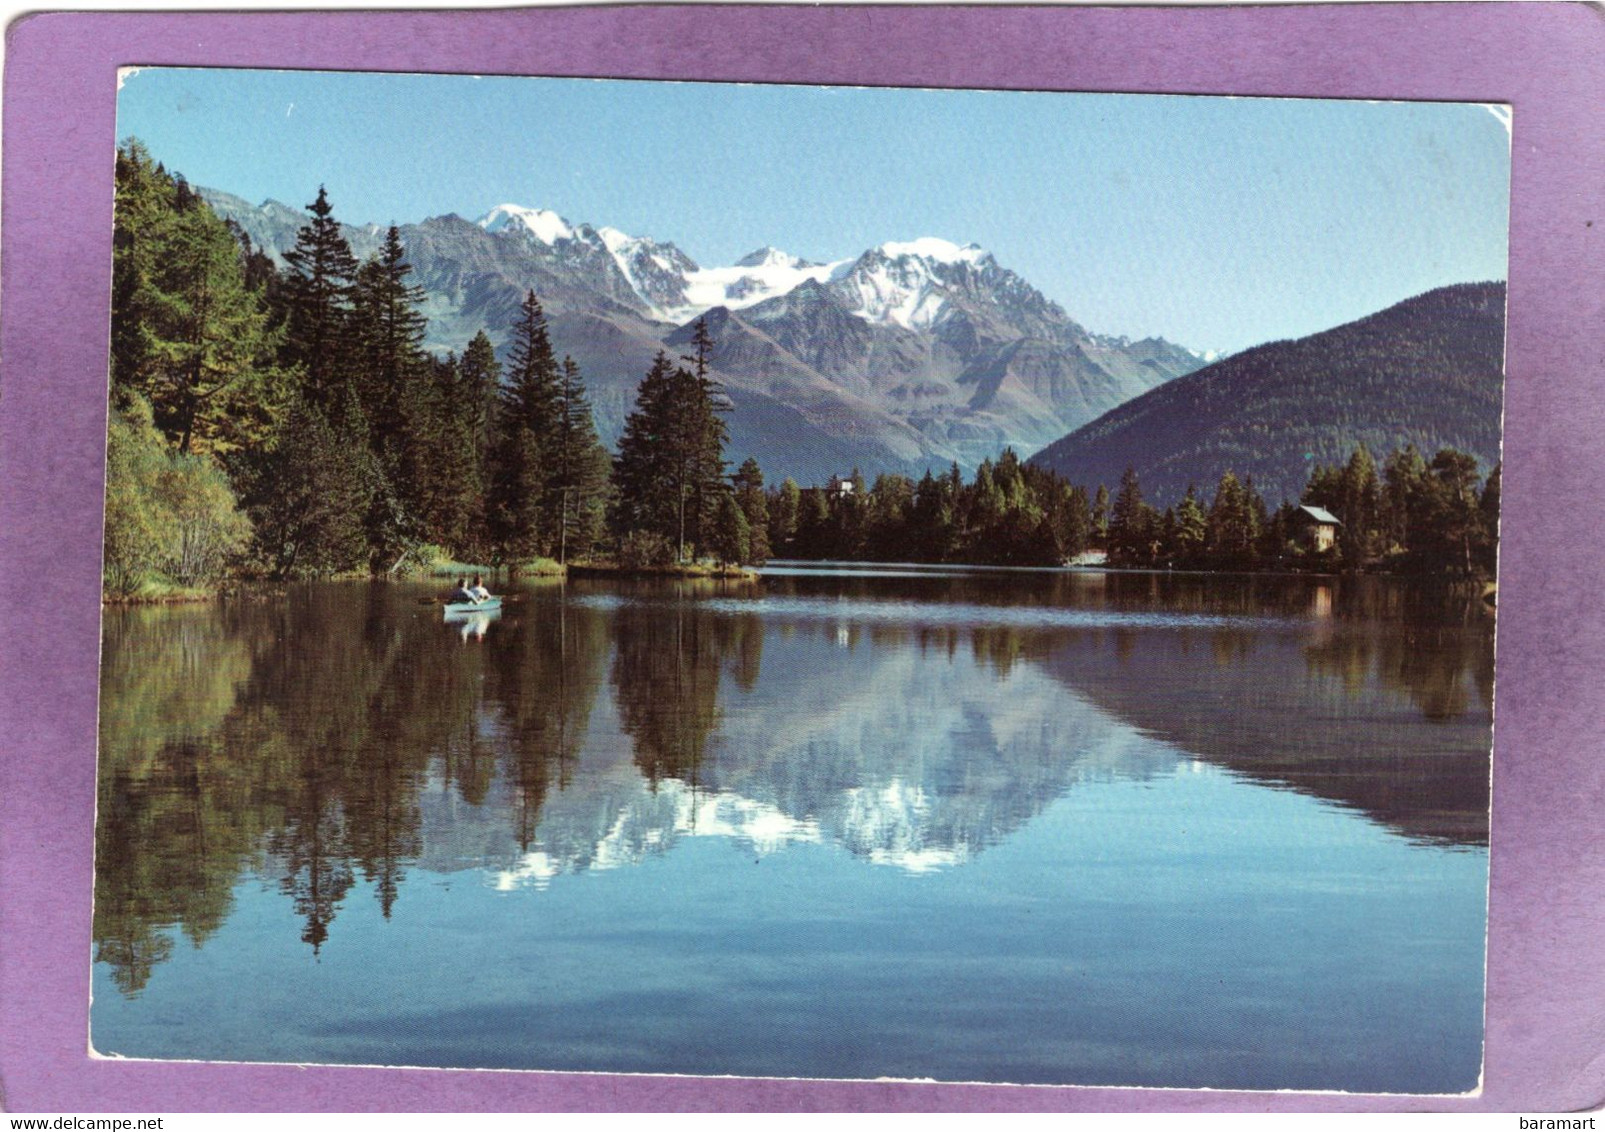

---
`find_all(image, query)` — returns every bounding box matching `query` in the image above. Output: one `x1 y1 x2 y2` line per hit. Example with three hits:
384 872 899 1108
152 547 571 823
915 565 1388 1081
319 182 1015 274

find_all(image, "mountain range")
201 188 1205 485
1029 282 1508 506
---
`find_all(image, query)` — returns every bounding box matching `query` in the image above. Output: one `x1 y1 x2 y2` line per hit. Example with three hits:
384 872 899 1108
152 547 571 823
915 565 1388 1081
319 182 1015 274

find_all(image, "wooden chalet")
1293 505 1342 553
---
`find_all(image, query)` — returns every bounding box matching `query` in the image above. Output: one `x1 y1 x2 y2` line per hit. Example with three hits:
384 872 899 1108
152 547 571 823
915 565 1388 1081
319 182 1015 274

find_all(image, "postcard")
2 4 1602 1115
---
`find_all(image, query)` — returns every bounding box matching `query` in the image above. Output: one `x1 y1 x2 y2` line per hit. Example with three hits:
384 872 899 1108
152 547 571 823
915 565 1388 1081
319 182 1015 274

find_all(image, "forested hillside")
1029 283 1507 506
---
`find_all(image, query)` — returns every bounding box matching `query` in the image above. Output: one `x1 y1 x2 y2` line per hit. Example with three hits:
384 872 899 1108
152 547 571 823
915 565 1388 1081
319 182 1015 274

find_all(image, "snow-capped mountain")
201 186 1206 483
480 202 575 243
469 206 1089 340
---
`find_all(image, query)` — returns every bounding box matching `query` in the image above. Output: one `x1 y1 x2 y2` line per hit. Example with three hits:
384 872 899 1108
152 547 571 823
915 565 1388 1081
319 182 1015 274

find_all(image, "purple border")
3 3 1602 1113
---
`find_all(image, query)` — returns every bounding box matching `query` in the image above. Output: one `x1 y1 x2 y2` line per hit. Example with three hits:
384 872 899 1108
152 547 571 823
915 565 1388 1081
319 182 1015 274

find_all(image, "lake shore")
567 562 758 581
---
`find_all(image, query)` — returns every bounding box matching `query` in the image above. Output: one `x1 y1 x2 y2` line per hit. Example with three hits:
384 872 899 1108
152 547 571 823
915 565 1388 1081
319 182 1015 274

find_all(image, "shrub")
102 395 251 594
617 530 675 569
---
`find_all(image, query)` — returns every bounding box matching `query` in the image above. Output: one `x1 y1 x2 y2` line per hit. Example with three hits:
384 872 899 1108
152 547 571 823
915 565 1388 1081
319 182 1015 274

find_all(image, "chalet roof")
1297 504 1343 526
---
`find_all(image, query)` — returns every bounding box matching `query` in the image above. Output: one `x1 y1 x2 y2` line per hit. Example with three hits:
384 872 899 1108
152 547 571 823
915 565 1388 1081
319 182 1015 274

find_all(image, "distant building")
1294 505 1342 553
827 475 856 499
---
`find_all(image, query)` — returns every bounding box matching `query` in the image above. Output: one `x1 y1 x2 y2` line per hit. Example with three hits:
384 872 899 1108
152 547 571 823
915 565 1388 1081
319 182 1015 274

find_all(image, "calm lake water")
92 566 1493 1092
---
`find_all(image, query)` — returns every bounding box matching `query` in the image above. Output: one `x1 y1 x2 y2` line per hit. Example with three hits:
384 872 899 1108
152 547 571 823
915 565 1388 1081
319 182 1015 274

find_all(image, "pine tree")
680 316 732 554
1108 468 1152 566
1477 463 1501 576
110 142 286 456
410 355 482 553
281 187 360 406
459 330 502 455
710 493 751 567
1206 470 1261 569
457 331 502 559
795 488 832 559
911 470 956 562
243 391 374 578
1423 449 1483 575
612 342 731 563
769 477 801 557
111 140 171 398
1062 484 1093 560
733 458 771 565
548 356 612 564
864 473 913 562
1173 485 1208 567
1338 445 1383 565
489 291 562 560
1383 444 1428 554
351 225 428 447
611 351 679 546
344 226 434 570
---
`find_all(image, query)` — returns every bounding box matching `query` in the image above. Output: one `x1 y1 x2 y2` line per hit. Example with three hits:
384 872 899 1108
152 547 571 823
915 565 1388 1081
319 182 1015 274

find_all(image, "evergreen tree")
1264 501 1299 564
1206 470 1261 569
795 487 833 559
457 331 502 558
966 459 1005 553
911 470 956 562
769 478 801 557
1062 484 1094 560
1336 445 1383 565
733 458 771 565
110 142 285 456
1172 485 1208 567
612 345 731 562
489 291 562 560
459 330 502 455
410 355 482 553
1383 444 1428 554
833 466 870 560
1477 463 1501 576
680 316 733 553
243 391 374 578
1093 484 1111 542
548 356 613 564
1302 463 1346 514
611 351 679 546
1421 449 1483 575
710 493 751 567
351 225 428 447
347 226 434 570
864 473 914 562
111 140 172 397
281 186 360 406
684 316 716 383
1108 468 1152 566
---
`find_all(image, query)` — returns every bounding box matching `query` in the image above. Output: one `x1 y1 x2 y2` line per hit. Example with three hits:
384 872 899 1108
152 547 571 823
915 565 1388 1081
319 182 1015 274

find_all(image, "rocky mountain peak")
735 246 818 270
196 183 1205 482
478 204 574 244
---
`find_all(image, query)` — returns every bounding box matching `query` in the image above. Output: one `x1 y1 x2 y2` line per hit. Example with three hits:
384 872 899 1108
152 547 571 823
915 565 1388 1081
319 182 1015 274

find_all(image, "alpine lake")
91 565 1493 1093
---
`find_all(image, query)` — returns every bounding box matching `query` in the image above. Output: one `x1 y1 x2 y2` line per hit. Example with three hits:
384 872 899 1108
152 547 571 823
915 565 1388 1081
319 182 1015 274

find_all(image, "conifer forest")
104 140 1500 598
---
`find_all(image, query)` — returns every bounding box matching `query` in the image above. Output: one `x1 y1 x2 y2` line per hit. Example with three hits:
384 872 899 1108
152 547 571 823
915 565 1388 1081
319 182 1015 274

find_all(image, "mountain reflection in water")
94 571 1493 1004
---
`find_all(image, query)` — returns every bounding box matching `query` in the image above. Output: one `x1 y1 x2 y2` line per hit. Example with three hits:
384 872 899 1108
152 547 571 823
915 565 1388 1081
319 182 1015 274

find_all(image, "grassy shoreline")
567 562 758 580
103 556 1478 603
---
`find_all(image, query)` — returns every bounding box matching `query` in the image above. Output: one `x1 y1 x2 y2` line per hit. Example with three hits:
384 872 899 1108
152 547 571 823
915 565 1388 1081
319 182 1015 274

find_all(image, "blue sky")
117 68 1511 356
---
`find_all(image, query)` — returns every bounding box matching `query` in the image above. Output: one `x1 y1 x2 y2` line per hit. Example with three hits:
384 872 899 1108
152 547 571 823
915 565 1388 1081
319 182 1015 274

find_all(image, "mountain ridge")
199 185 1207 483
1028 281 1508 506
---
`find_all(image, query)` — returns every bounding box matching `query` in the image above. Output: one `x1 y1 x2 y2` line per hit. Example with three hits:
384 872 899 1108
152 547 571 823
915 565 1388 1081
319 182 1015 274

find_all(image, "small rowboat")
443 596 503 616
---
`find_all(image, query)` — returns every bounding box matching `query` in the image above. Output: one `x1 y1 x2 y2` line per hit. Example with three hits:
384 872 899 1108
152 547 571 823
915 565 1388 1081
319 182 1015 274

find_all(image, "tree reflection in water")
94 572 1494 993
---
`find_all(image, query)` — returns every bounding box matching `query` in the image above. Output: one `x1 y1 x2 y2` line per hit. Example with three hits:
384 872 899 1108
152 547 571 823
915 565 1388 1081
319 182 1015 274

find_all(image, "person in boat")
448 576 477 604
468 574 491 602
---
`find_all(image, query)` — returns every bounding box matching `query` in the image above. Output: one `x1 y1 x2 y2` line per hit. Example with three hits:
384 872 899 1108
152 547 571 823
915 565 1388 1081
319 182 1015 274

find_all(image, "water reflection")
95 572 1493 994
446 607 499 641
